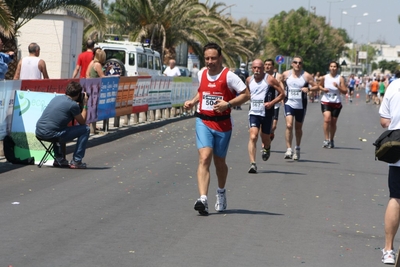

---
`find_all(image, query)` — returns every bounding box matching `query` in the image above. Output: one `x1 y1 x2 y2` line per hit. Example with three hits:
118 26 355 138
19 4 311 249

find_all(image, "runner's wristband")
84 105 88 109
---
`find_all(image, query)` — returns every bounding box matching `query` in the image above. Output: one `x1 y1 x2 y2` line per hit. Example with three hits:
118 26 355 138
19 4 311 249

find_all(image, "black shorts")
273 107 280 120
320 103 342 118
388 166 400 198
348 86 354 92
249 114 273 134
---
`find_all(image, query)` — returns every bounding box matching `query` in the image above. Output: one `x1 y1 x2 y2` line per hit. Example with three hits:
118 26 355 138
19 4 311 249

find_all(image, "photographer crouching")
35 81 90 169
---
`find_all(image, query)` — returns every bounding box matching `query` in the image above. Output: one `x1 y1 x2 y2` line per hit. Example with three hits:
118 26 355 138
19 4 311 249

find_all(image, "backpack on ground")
373 129 400 163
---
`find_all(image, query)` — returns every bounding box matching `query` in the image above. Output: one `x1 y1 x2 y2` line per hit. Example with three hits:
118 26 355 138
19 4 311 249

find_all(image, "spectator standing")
72 40 95 78
14 43 49 80
378 78 400 264
0 38 14 80
191 63 199 79
87 49 107 78
183 42 249 215
35 81 90 169
163 59 181 77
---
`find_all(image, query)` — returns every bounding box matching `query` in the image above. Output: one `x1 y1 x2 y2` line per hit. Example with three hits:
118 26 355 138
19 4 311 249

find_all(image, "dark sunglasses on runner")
292 61 302 65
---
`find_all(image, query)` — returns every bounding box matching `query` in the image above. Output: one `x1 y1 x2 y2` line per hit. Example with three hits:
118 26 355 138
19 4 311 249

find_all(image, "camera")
77 91 90 104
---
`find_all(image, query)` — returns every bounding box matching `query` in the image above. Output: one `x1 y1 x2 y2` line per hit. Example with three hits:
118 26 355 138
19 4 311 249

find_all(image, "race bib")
251 99 264 111
201 93 223 111
326 93 338 102
289 89 302 99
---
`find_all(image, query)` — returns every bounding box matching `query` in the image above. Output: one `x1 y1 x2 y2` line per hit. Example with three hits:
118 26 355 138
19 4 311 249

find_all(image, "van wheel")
104 58 126 76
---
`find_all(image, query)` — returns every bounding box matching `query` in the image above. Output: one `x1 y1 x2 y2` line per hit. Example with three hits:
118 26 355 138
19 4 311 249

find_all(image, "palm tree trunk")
1 35 18 80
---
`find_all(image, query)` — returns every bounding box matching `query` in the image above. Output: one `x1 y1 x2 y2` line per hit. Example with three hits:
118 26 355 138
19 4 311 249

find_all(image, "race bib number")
251 99 264 111
289 89 302 99
326 93 338 102
201 94 223 111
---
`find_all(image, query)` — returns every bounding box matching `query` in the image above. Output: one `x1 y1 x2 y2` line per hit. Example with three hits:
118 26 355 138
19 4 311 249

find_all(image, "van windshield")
104 49 125 64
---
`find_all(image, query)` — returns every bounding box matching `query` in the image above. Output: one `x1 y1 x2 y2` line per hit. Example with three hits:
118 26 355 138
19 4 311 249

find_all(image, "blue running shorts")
248 114 273 134
195 118 232 158
284 105 307 123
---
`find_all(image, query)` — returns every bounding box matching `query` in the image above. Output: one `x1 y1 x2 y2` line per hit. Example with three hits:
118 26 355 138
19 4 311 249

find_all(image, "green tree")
379 60 399 73
2 0 106 79
108 0 255 67
265 7 346 74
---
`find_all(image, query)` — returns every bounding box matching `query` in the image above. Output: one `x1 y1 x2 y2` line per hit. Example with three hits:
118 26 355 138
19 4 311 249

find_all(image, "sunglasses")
292 61 302 65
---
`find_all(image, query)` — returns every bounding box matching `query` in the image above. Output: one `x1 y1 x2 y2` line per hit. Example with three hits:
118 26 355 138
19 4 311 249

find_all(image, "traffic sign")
275 55 284 64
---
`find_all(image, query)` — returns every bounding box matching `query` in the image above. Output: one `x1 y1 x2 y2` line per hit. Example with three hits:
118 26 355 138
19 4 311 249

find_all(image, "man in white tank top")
247 59 284 173
13 43 49 80
281 56 319 160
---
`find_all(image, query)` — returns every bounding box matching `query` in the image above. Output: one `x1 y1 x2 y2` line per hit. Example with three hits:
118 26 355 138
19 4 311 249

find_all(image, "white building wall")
17 12 84 79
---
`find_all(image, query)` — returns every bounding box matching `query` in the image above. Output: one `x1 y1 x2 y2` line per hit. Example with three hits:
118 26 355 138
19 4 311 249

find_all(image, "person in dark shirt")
36 81 90 168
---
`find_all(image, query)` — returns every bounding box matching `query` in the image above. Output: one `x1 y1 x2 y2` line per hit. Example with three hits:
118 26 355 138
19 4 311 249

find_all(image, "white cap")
240 63 246 68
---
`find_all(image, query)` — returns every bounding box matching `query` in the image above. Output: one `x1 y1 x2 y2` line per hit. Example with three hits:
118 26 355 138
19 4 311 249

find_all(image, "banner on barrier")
98 76 119 120
20 79 78 93
0 80 20 140
116 77 137 117
80 78 101 124
11 91 62 163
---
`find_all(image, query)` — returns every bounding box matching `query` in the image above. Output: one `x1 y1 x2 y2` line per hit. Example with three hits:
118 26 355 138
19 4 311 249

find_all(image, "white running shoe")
382 249 395 264
293 148 300 160
215 190 227 212
284 149 292 159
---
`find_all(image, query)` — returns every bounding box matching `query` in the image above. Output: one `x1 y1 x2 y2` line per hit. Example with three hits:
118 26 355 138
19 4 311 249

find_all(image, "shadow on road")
218 209 283 216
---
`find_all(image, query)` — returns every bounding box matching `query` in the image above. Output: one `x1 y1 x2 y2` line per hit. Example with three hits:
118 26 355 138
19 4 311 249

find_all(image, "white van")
97 40 163 76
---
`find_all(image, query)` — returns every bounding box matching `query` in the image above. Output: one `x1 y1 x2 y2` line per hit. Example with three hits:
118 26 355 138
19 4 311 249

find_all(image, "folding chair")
36 136 62 168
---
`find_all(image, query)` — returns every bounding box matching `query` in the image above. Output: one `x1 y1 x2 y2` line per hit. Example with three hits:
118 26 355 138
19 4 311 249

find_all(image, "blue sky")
99 0 399 46
203 0 399 46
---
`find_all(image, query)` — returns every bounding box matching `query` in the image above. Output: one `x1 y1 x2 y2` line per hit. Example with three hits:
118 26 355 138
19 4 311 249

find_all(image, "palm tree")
0 0 14 38
108 0 255 67
2 0 107 79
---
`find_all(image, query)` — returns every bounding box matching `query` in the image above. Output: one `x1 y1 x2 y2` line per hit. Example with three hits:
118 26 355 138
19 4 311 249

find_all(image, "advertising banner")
97 76 119 120
116 76 137 117
0 80 20 139
11 91 62 163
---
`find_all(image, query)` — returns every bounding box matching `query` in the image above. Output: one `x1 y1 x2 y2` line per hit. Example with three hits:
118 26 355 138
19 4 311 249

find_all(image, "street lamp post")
343 12 368 74
367 19 382 44
367 19 382 74
340 4 357 28
327 0 344 25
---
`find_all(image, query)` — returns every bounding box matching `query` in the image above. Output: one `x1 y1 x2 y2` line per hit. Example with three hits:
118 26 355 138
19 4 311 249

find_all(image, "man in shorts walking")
184 43 249 215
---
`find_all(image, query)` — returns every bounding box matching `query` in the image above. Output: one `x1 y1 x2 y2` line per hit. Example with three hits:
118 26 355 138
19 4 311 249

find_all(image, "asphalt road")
0 91 392 267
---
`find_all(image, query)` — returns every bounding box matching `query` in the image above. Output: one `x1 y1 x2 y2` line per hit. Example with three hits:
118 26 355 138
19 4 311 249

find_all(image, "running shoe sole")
194 200 208 215
248 165 257 174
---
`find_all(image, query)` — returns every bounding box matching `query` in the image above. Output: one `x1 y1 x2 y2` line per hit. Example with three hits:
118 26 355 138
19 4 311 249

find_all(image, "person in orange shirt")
370 78 380 104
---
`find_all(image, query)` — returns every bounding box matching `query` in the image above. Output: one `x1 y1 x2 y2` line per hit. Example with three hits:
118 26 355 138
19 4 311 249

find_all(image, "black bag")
373 129 400 163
